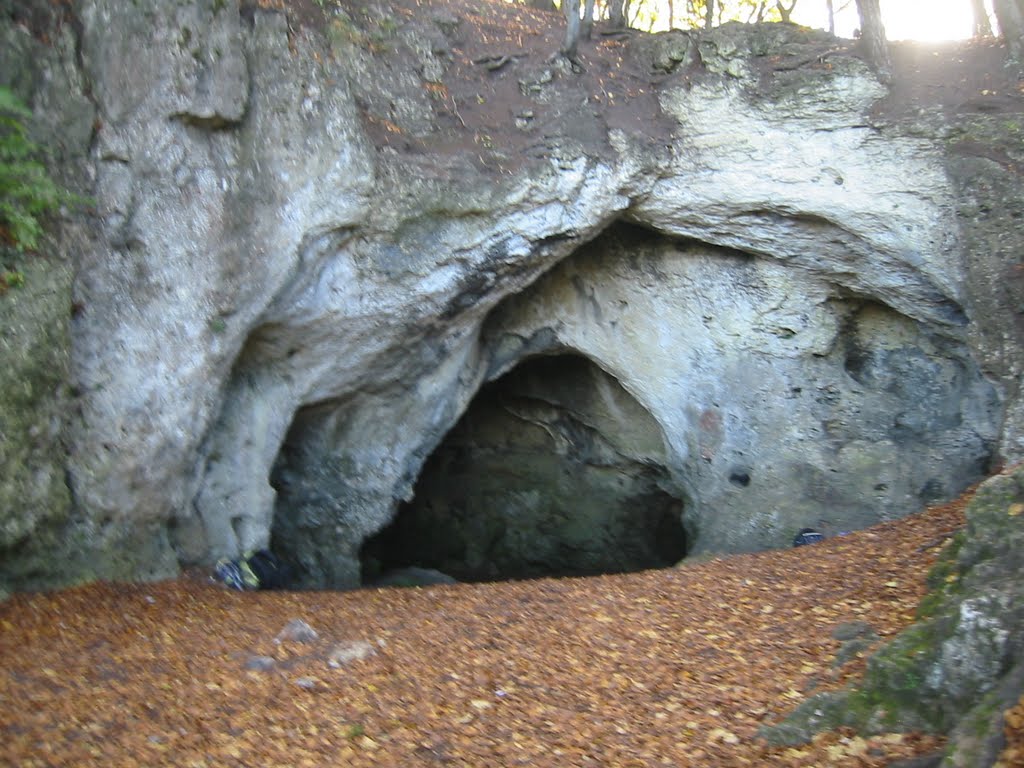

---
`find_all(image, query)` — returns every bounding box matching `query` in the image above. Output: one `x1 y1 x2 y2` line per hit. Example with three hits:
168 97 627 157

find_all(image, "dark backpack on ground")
246 549 289 589
792 528 825 547
214 549 289 590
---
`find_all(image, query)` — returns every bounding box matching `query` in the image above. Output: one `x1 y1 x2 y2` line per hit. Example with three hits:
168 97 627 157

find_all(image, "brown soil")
319 0 677 175
883 37 1024 120
0 494 974 767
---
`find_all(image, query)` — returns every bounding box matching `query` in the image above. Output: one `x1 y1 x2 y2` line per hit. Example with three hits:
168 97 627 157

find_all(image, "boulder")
760 464 1024 766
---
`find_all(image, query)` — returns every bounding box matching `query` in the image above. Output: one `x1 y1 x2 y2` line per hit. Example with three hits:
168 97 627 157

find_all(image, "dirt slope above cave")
249 0 1024 170
3 492 1009 768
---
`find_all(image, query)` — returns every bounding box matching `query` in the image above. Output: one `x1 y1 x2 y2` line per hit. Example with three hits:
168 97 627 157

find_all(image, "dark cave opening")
359 353 689 585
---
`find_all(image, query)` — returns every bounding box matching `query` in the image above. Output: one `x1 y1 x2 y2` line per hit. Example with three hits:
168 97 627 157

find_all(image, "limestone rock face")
72 0 374 558
0 257 75 584
0 3 1019 591
483 227 998 558
949 113 1024 460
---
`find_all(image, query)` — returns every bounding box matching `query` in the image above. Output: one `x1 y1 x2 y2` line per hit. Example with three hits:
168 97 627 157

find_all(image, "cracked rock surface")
0 0 1021 590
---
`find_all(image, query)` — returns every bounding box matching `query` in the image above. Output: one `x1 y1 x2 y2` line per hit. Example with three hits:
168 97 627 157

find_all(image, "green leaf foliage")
0 87 64 252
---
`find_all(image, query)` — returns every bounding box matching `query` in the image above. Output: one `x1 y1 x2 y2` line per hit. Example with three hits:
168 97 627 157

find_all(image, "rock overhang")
164 14 1002 586
1 0 1018 591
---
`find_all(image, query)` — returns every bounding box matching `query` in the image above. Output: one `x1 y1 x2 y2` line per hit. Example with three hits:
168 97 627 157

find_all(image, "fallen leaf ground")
1 496 980 767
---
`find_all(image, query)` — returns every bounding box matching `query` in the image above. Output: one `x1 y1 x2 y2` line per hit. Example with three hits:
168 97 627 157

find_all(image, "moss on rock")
760 465 1024 765
0 254 75 590
0 248 177 591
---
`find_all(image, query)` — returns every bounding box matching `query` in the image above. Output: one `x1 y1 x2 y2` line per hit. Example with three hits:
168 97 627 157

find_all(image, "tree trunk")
580 0 596 40
993 0 1024 58
704 0 714 29
668 0 675 29
561 0 581 59
826 0 836 34
527 0 556 11
775 0 797 22
971 0 994 36
855 0 892 83
608 0 627 30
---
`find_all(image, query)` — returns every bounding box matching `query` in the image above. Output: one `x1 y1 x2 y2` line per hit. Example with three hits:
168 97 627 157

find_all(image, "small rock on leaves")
275 619 319 644
245 655 277 671
708 727 740 745
328 640 377 667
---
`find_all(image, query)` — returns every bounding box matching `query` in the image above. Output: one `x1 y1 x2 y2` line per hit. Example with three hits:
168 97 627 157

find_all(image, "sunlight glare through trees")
527 0 983 40
800 0 977 41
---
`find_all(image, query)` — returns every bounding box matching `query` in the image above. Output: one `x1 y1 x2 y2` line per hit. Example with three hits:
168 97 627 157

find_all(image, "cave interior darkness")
359 353 689 586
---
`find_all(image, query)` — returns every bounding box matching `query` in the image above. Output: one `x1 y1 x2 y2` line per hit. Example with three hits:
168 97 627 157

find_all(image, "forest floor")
0 491 995 768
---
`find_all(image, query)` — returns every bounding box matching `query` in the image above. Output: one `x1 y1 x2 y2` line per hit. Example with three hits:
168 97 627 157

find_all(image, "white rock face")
483 231 996 556
73 0 375 541
14 2 1007 588
641 77 964 325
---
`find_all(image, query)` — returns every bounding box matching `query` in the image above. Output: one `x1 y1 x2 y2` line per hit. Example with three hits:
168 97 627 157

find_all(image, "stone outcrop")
0 0 1020 592
0 256 74 588
761 463 1024 767
480 225 997 560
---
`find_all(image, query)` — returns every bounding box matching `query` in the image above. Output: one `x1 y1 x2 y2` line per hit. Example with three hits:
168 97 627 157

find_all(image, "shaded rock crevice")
358 354 688 585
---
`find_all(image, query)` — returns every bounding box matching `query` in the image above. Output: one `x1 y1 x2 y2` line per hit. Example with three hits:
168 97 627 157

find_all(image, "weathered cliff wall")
0 0 1021 592
481 225 997 559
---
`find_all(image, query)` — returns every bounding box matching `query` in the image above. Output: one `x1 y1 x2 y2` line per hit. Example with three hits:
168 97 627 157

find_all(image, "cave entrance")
360 353 688 585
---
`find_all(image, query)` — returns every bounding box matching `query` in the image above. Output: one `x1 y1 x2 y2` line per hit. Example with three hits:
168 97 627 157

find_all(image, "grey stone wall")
0 3 1019 592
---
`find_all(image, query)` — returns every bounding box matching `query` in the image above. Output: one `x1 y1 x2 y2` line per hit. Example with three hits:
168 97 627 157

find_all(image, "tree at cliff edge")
854 0 892 84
